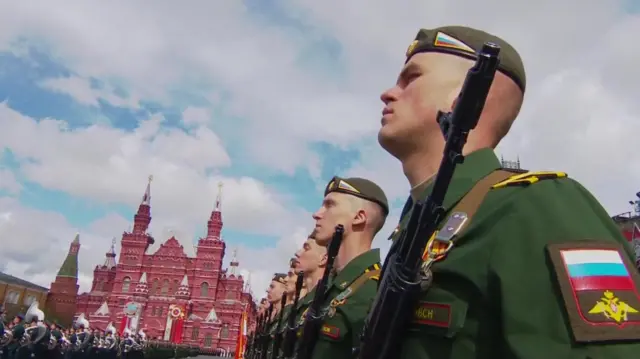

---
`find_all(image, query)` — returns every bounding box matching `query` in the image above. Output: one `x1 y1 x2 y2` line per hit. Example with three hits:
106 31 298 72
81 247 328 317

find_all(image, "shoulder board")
491 170 568 189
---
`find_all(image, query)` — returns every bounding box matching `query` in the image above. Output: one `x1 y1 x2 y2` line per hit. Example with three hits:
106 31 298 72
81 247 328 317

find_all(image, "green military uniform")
294 286 316 348
310 250 381 359
389 149 640 356
310 176 388 359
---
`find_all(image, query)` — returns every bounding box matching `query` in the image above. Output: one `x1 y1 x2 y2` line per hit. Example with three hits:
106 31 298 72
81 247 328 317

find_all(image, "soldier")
6 314 24 359
101 324 117 359
48 321 63 359
372 24 640 358
73 314 91 358
292 234 328 330
271 259 300 358
265 273 287 358
309 177 388 359
0 305 7 359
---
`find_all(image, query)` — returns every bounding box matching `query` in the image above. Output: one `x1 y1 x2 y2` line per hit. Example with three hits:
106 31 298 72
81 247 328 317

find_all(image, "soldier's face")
266 281 285 302
312 192 356 243
284 268 298 293
295 239 326 273
378 53 448 159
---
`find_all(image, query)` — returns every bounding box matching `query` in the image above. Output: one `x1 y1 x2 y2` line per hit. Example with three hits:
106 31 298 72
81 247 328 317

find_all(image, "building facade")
47 179 255 351
0 272 49 321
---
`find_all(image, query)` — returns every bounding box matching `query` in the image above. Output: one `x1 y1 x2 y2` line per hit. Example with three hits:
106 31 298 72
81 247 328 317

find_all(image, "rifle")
259 304 274 359
296 225 344 359
356 43 501 359
281 272 305 358
247 313 261 359
270 295 287 359
253 312 267 359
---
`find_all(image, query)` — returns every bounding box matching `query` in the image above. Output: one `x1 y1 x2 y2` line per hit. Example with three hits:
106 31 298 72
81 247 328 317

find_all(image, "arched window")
95 281 104 291
23 295 36 306
191 327 200 340
226 291 234 300
6 291 19 304
122 277 131 293
161 279 169 295
151 279 159 294
221 324 229 339
171 279 179 293
204 333 213 347
200 282 209 297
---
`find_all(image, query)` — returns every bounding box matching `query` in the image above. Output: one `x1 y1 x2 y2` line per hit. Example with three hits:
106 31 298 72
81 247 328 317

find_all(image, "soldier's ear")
352 209 366 227
319 254 328 267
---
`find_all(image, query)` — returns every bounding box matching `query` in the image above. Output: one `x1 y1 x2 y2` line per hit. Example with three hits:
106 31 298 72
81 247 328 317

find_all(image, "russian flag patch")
548 242 640 342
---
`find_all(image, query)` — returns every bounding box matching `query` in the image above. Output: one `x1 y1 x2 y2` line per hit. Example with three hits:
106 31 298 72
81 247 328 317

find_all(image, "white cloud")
0 197 129 292
181 107 211 127
0 103 313 238
39 76 140 109
0 169 22 194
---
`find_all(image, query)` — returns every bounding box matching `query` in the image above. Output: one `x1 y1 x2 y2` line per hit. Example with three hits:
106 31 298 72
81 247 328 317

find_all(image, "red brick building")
46 179 256 352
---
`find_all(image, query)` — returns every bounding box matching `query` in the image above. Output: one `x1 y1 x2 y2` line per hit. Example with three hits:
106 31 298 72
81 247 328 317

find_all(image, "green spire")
57 233 80 278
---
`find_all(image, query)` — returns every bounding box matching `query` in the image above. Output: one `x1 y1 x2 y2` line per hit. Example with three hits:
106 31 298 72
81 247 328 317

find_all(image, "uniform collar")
406 148 501 213
332 249 380 291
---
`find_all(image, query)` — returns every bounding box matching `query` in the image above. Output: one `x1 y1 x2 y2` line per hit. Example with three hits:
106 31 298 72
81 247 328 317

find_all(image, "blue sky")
1 1 638 294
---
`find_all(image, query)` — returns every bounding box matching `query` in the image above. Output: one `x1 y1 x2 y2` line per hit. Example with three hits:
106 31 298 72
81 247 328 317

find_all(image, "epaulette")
491 170 568 189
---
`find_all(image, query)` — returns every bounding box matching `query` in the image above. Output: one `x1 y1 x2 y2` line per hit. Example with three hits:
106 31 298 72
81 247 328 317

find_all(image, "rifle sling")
329 265 380 308
430 169 514 248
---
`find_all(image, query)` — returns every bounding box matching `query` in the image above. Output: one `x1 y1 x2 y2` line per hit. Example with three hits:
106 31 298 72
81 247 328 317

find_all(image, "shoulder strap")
329 264 381 307
452 169 514 228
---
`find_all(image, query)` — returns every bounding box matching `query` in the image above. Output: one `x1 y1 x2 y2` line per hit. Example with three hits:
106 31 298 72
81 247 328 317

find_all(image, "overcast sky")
0 0 638 301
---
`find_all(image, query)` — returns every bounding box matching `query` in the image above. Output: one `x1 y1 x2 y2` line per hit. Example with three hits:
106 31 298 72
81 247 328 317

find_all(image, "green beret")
405 25 526 92
272 273 287 284
324 176 389 216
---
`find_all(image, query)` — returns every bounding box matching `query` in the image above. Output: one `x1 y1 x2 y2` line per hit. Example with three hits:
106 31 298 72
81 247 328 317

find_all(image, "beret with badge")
405 25 526 93
324 176 389 216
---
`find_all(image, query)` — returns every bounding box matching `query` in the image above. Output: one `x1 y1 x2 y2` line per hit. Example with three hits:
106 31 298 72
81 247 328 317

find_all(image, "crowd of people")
0 304 145 359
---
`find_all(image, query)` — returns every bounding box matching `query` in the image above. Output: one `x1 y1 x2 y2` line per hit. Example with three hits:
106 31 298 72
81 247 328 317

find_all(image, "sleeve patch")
320 324 340 339
411 301 451 328
547 241 640 342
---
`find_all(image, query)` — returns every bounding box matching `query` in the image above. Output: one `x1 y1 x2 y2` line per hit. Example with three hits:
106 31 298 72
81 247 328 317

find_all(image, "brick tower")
46 234 81 325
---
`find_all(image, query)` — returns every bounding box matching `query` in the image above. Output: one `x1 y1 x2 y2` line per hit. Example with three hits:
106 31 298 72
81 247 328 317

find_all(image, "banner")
165 304 185 343
234 308 248 359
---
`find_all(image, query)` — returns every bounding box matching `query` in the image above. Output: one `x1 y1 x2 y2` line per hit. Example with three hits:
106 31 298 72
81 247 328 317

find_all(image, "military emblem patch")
406 40 419 57
548 242 640 342
433 32 475 54
320 324 340 339
411 301 451 328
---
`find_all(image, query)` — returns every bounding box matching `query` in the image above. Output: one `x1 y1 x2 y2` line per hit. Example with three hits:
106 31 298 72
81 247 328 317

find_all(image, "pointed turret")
57 234 80 278
206 182 223 240
94 301 110 316
175 275 190 298
133 175 152 235
204 307 219 323
134 272 149 296
103 238 117 268
229 248 239 276
244 272 251 292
